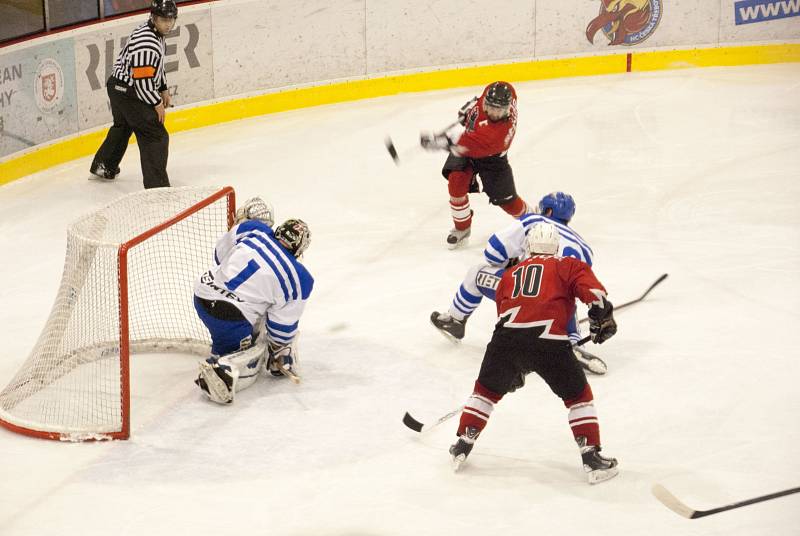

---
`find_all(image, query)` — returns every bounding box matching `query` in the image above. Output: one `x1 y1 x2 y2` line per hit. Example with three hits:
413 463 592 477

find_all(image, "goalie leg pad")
196 360 237 404
196 340 267 404
220 340 267 392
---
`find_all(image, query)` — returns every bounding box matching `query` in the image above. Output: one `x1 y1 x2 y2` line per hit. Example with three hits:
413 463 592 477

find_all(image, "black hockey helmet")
274 219 311 258
151 0 178 18
484 82 513 108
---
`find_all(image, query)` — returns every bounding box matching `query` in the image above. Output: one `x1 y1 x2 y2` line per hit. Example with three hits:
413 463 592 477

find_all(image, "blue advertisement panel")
734 0 800 25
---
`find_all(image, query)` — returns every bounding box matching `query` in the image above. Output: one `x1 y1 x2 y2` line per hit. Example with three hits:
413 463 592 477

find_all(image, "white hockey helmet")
526 222 560 256
234 197 274 227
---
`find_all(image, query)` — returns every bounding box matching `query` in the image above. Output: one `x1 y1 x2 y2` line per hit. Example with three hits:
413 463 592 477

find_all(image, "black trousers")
477 325 587 400
441 153 517 205
93 78 170 189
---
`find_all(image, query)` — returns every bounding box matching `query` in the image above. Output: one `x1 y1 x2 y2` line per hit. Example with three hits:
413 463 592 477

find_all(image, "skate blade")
587 466 619 484
430 321 462 344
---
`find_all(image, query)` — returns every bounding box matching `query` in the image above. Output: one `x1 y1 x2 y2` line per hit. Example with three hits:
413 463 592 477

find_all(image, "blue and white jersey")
194 220 314 347
484 214 594 267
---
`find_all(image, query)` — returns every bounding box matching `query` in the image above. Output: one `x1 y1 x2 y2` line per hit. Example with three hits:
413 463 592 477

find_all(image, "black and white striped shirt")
112 21 167 106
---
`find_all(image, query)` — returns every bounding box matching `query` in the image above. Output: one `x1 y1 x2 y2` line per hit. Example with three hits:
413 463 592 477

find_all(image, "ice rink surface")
0 63 798 535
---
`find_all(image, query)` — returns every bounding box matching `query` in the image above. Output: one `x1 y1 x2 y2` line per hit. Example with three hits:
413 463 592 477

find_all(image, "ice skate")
430 311 466 342
446 227 471 249
449 426 479 472
573 345 607 375
89 161 120 181
577 436 618 484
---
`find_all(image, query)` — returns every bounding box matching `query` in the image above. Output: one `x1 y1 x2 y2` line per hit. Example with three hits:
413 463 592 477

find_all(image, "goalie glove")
420 131 455 152
587 295 617 344
267 341 294 378
458 96 478 126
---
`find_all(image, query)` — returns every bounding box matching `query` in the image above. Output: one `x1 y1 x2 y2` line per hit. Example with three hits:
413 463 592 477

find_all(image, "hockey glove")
588 296 617 344
420 132 453 151
267 341 294 377
458 97 478 126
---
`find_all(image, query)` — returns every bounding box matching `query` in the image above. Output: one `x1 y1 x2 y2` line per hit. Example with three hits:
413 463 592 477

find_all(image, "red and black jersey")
494 254 607 339
455 82 518 159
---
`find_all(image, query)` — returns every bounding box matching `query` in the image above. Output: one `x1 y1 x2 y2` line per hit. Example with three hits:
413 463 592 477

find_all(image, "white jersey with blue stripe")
484 214 594 267
194 220 314 347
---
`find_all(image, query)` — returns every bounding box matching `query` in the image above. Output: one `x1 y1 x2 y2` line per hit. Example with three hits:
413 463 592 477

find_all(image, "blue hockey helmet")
538 192 575 223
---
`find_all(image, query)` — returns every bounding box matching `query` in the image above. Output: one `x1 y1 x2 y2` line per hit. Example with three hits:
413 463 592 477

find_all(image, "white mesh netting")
0 186 233 439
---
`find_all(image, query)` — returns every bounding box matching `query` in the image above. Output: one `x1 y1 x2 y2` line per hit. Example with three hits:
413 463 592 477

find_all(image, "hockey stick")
385 120 460 166
579 273 668 324
652 483 800 519
402 406 464 433
403 335 602 432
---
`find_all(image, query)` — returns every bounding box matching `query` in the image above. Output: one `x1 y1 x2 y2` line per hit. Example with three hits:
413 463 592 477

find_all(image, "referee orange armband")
132 66 157 79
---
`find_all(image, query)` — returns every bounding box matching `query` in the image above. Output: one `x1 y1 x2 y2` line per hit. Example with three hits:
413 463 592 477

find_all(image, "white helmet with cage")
234 197 274 227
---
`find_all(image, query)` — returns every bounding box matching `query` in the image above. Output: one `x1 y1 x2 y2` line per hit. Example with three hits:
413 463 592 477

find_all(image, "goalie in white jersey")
192 197 314 404
431 192 601 370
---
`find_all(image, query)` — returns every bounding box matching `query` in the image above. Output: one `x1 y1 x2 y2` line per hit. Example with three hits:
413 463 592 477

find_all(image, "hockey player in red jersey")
449 222 619 484
420 81 531 249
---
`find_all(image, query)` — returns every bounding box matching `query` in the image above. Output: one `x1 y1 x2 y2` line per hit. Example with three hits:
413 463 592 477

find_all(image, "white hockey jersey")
484 214 594 267
194 220 314 347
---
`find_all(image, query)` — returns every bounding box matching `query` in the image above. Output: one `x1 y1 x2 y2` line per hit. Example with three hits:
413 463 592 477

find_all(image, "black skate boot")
449 426 480 472
430 311 467 342
89 161 120 181
577 436 618 484
446 227 471 249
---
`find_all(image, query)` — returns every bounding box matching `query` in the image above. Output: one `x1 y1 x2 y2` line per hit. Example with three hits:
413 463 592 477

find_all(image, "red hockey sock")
450 196 472 230
500 196 529 218
457 381 504 437
564 383 601 447
448 170 474 231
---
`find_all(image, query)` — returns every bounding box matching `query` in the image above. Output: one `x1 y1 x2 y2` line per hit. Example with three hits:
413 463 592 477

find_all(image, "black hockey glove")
458 97 478 126
420 132 453 151
588 296 617 344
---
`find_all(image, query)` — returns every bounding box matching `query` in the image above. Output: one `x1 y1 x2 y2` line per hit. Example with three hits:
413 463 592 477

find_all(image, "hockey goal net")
0 186 235 441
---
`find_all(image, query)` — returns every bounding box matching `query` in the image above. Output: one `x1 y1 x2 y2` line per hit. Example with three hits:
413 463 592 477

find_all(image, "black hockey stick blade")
402 407 463 433
384 136 400 165
402 412 424 432
652 484 800 519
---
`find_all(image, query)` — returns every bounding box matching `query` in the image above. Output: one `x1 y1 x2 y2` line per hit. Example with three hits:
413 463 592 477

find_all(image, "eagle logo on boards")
586 0 663 46
34 58 65 113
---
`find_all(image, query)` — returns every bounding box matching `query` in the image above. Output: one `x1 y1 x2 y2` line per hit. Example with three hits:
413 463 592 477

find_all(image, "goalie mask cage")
0 186 235 441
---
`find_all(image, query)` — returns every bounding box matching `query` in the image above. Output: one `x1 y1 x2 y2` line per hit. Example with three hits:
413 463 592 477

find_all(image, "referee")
90 0 178 189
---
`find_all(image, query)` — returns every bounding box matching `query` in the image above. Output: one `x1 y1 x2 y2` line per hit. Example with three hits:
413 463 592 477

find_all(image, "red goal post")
0 186 235 441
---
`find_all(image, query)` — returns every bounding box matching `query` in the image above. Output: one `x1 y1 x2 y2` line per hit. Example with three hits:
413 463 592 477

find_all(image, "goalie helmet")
274 219 311 258
151 0 178 18
234 197 274 227
538 192 575 223
526 222 560 256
